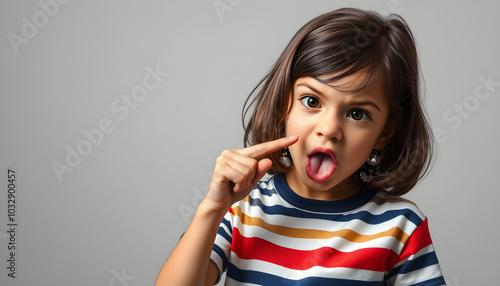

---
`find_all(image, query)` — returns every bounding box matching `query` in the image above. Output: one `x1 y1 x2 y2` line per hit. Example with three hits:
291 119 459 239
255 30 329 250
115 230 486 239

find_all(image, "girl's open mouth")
306 148 337 182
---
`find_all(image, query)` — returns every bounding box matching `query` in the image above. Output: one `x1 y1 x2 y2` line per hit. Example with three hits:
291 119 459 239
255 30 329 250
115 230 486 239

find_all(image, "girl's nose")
315 113 342 141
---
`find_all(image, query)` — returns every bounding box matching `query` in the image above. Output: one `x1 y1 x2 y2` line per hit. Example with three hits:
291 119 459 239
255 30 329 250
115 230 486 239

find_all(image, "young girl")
156 7 445 285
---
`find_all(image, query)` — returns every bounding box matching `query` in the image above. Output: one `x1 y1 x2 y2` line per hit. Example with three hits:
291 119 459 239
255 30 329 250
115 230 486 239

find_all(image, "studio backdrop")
1 0 499 285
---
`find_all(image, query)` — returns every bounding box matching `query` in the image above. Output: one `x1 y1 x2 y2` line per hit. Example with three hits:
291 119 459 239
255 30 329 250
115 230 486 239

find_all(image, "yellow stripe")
233 206 410 244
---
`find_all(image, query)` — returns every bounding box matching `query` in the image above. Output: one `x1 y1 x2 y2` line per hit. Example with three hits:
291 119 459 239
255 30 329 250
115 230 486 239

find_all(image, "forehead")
294 72 387 102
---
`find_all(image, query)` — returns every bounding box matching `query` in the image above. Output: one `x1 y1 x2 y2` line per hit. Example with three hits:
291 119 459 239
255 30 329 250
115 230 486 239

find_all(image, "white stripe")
365 193 426 218
210 251 224 282
391 264 444 285
223 276 260 286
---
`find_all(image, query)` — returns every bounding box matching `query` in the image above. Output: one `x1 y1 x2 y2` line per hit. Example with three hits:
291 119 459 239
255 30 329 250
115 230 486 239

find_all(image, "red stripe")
397 218 433 263
231 228 398 272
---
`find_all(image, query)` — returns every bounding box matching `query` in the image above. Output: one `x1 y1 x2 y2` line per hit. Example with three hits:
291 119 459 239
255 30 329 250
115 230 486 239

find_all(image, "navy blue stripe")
399 251 440 274
386 251 440 279
227 263 385 285
212 244 228 272
221 217 232 235
274 173 377 213
254 181 278 197
411 276 446 286
247 195 423 226
217 217 232 243
217 225 232 243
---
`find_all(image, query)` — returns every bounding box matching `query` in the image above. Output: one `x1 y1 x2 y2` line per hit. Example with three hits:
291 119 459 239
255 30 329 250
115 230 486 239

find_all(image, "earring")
280 148 292 168
357 149 380 183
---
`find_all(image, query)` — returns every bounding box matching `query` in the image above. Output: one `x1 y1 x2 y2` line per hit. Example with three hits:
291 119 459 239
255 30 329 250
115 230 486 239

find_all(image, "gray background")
1 0 499 285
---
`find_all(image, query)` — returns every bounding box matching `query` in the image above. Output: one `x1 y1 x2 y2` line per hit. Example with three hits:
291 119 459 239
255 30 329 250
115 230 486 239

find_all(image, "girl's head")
243 8 433 196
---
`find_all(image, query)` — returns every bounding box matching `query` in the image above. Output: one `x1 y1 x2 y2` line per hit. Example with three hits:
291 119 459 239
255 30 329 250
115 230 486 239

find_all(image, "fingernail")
288 135 298 140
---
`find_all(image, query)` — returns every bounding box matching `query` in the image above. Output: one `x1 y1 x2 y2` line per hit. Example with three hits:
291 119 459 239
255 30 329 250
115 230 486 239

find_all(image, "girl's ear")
374 121 394 150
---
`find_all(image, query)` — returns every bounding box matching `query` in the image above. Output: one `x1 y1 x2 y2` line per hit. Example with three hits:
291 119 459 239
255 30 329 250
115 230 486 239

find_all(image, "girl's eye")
300 96 320 108
348 109 370 121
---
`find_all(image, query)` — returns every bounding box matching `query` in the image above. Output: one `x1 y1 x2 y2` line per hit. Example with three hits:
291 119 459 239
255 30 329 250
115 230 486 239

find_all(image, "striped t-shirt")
210 174 445 285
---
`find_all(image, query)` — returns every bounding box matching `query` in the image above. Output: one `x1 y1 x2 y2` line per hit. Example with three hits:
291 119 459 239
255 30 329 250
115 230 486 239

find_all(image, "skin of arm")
155 201 225 286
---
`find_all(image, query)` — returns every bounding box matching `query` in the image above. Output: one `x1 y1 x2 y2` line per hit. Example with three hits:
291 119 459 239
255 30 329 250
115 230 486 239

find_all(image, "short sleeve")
385 218 446 285
210 208 234 284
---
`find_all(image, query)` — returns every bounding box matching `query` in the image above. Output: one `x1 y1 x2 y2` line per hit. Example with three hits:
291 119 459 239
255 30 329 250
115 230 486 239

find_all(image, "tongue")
307 153 335 181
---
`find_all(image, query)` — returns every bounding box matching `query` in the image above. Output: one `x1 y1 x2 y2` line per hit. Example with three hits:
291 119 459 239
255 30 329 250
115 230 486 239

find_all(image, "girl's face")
285 72 392 200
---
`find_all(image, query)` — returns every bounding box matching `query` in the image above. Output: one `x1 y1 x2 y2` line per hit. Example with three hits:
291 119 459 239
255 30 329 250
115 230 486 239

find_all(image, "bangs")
315 63 388 95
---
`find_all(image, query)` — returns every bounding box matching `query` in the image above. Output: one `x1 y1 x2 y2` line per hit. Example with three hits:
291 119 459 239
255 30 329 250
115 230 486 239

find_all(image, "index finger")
239 135 298 159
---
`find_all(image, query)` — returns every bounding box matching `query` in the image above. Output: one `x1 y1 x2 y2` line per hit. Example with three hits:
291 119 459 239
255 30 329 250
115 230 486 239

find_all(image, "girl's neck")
284 171 362 201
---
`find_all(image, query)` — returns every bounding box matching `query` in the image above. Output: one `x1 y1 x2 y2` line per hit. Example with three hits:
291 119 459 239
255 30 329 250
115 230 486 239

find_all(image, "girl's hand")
201 135 298 213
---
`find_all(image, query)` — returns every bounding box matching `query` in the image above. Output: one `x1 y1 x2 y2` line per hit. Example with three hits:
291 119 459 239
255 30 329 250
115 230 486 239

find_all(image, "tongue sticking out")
306 152 336 182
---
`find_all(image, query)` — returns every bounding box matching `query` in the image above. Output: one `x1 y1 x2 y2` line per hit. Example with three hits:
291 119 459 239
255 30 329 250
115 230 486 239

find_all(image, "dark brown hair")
242 8 433 196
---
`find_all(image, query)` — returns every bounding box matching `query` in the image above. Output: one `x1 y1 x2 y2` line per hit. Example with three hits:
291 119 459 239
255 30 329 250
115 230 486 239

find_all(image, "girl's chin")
304 179 339 192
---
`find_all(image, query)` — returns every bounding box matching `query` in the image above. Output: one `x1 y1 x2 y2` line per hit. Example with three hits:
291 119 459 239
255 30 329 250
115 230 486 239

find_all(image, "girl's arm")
155 201 226 286
154 135 299 286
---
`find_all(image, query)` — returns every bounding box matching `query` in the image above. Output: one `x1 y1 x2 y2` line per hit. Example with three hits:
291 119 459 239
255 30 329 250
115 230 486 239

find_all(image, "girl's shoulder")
365 190 427 225
370 190 421 210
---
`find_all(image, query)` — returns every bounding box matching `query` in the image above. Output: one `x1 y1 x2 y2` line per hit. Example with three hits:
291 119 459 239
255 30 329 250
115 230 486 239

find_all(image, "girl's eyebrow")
350 100 381 112
296 82 323 96
296 82 382 112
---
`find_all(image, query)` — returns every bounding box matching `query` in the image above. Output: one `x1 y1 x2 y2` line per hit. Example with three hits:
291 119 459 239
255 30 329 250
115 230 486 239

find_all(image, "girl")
156 7 445 285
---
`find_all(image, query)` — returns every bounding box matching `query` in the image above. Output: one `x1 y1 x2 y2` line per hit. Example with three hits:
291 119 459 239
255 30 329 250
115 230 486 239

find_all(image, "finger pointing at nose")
230 135 298 193
239 135 299 159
